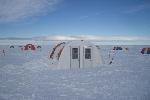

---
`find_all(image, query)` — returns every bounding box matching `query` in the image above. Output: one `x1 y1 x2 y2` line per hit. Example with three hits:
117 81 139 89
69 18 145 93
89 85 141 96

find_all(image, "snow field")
0 45 150 100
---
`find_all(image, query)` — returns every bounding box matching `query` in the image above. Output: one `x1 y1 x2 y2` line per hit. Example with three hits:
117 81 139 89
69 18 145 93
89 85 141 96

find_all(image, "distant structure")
125 47 129 51
10 45 15 48
24 44 36 51
50 40 103 69
141 48 150 54
2 50 5 56
18 46 23 48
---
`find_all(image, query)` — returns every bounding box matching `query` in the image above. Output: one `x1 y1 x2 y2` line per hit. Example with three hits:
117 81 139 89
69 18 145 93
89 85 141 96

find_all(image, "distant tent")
113 46 123 50
96 45 101 50
24 44 36 50
141 48 150 54
50 40 103 69
10 45 14 48
37 46 42 49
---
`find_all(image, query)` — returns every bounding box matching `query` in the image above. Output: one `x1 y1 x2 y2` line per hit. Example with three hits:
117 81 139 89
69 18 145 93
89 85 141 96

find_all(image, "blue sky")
0 0 150 40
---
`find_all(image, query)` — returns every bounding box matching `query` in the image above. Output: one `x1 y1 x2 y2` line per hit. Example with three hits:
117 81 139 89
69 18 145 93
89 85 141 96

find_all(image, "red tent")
24 44 36 50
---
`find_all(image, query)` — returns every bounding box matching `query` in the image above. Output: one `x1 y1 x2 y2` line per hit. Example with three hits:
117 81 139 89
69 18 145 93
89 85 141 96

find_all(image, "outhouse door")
83 46 92 67
70 47 80 68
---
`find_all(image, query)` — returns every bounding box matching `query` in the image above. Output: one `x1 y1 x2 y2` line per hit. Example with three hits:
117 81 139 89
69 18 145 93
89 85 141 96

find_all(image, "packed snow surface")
0 45 150 100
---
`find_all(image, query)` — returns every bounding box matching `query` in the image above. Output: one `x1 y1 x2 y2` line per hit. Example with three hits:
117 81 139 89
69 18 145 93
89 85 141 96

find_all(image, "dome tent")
37 45 42 49
50 40 103 69
10 45 15 48
24 44 36 51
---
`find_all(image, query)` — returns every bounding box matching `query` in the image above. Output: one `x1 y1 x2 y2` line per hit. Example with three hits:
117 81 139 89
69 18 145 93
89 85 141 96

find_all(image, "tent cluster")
9 44 42 51
3 41 150 69
113 46 123 50
50 40 103 69
112 46 129 51
141 48 150 54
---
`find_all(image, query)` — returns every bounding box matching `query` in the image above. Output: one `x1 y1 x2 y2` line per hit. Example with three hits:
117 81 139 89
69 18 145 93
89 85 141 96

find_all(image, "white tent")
50 40 103 69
